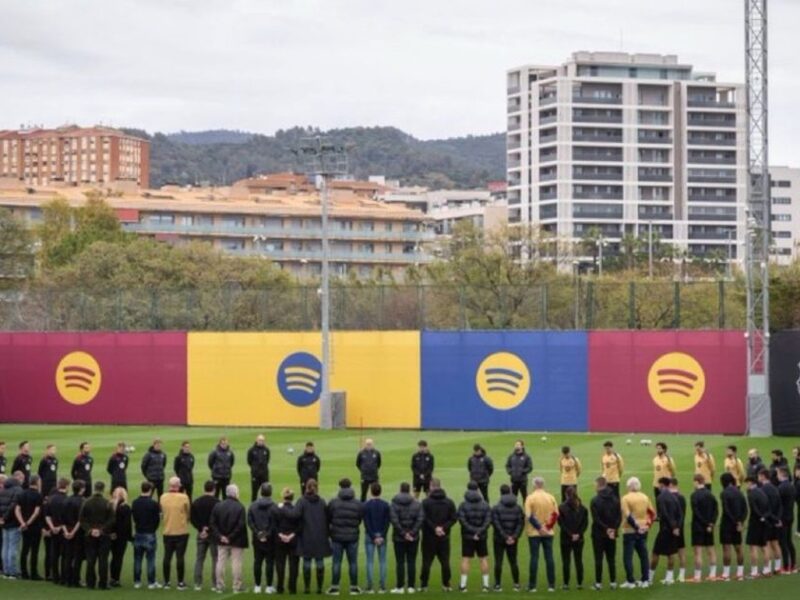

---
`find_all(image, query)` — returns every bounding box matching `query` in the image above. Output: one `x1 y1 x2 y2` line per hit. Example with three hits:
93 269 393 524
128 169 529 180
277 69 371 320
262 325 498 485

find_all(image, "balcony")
507 86 521 95
540 114 557 125
231 248 435 264
573 190 623 200
539 133 557 144
638 132 673 145
507 139 521 150
573 149 623 162
687 193 737 203
507 100 522 113
687 99 736 108
687 154 736 165
688 229 736 240
687 135 737 147
539 189 557 201
687 173 737 184
572 209 623 220
572 170 622 181
573 112 623 124
539 170 557 181
687 115 736 128
638 209 674 220
688 212 737 222
573 132 622 143
539 94 557 106
572 95 622 105
638 170 672 182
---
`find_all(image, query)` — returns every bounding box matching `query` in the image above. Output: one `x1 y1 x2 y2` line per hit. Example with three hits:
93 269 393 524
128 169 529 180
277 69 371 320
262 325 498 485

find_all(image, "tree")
0 208 35 284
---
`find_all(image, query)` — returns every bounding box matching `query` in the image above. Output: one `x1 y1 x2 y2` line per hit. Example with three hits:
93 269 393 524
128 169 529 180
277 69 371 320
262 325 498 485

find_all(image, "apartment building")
427 190 508 236
506 51 747 264
770 166 800 265
0 125 150 188
0 179 431 278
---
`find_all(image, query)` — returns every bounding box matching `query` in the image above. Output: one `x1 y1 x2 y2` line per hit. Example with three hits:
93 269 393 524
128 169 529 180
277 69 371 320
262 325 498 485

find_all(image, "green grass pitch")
0 425 797 599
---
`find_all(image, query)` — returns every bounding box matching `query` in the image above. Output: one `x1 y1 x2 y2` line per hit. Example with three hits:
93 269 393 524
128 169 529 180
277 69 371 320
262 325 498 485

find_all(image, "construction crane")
744 0 772 436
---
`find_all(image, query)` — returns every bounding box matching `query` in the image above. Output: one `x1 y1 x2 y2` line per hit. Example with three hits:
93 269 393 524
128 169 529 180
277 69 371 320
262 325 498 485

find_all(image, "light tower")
744 0 772 436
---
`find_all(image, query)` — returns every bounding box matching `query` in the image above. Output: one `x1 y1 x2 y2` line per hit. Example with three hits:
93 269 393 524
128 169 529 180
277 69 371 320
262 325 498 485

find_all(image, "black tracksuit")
654 489 682 556
559 500 588 587
420 488 457 589
505 451 533 501
356 449 382 502
274 501 300 593
590 487 622 585
778 479 796 569
411 451 435 495
690 486 718 547
746 486 772 546
296 452 321 488
247 444 271 503
12 453 33 488
79 492 115 590
62 492 85 587
46 489 68 584
106 453 129 491
491 493 524 587
37 455 59 497
109 501 132 584
17 487 43 579
174 451 195 499
71 453 94 498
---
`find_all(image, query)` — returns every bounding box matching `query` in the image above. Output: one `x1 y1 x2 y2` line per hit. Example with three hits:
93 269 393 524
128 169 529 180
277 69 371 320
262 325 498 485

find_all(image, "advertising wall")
0 332 187 425
769 331 800 436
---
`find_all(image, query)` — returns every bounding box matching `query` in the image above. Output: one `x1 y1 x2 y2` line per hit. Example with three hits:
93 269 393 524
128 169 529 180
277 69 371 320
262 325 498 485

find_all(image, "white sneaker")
407 589 416 595
255 586 262 593
134 582 141 589
619 582 636 589
266 586 277 594
194 585 202 591
638 581 651 588
149 583 162 590
390 589 405 595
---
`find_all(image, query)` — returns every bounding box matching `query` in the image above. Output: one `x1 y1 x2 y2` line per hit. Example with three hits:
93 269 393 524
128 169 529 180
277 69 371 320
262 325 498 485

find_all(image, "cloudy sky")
1 0 798 163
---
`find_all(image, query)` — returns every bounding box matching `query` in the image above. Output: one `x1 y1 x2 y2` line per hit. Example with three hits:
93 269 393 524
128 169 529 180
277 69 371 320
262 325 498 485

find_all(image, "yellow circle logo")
55 351 102 405
647 352 705 412
475 352 531 410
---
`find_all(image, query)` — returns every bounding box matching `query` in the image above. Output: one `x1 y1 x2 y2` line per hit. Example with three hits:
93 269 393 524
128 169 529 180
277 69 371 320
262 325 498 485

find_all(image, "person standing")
558 486 588 591
724 445 746 487
160 476 191 590
491 483 524 592
506 440 533 502
467 444 494 503
694 442 716 491
651 443 676 499
131 481 161 590
141 439 167 499
649 477 681 585
16 474 43 580
61 480 86 588
689 474 719 582
108 487 132 588
719 472 748 581
295 479 331 595
71 442 94 499
745 475 772 579
326 478 364 595
0 472 25 579
38 444 59 497
524 477 559 593
78 481 114 590
248 482 278 594
174 441 195 500
274 487 300 595
210 483 248 594
601 442 623 499
669 478 688 582
44 477 69 585
777 467 796 573
769 450 790 486
620 477 654 589
190 481 219 592
389 482 422 594
208 438 235 500
589 477 621 591
758 468 784 574
747 449 765 481
411 440 434 499
363 482 391 594
106 442 129 493
12 441 33 489
0 441 6 476
419 478 457 592
457 481 492 593
356 439 382 503
247 435 271 504
297 442 321 489
559 446 582 503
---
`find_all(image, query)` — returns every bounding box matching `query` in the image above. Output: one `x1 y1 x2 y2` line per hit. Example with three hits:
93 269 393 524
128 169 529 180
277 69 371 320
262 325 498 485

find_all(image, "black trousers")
254 538 276 587
50 533 64 584
360 479 378 503
511 481 527 503
214 478 230 499
780 521 796 570
394 539 419 588
561 538 584 586
43 533 53 579
63 534 84 587
477 482 489 503
493 538 519 586
252 476 268 503
163 534 189 584
110 479 127 493
420 534 451 588
591 536 616 585
182 481 193 501
20 528 42 578
109 536 128 583
151 479 164 499
83 534 110 590
275 540 299 593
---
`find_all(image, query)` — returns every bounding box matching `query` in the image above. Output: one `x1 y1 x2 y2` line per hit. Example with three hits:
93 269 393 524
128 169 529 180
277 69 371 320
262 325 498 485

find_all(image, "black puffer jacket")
0 478 23 522
492 493 524 541
390 492 423 542
356 449 382 482
210 497 248 548
208 445 235 480
457 489 491 540
506 451 533 483
247 496 277 542
422 488 457 537
295 493 331 559
141 447 167 483
327 487 363 543
467 452 494 485
247 445 270 480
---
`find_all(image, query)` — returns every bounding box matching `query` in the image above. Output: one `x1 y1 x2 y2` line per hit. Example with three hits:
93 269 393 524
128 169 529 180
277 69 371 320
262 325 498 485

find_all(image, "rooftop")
0 125 147 142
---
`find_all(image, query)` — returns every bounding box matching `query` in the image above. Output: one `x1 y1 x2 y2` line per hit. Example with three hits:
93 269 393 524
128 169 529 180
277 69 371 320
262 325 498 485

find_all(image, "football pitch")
0 425 797 599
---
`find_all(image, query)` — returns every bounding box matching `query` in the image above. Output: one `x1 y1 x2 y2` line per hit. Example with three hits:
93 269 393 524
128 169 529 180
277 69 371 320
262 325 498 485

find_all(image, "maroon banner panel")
589 331 746 434
0 332 187 425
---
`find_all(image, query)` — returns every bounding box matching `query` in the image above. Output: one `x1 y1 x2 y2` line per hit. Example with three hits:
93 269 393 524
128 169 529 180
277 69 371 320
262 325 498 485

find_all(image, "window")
771 180 791 188
148 213 174 224
772 214 792 222
772 197 791 205
221 239 244 251
361 221 374 231
222 215 245 228
774 231 792 239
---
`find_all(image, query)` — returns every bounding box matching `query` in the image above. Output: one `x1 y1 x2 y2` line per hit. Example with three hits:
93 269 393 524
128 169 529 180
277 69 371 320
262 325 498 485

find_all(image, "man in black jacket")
411 441 434 499
356 439 382 503
247 435 270 504
777 467 796 573
174 441 195 500
420 478 457 592
141 439 167 499
746 475 772 578
589 477 621 591
12 441 33 488
37 444 58 497
719 472 747 581
296 442 321 488
45 477 70 585
208 438 235 500
757 468 783 574
78 481 114 590
468 445 494 503
690 474 719 582
491 483 524 591
71 442 94 498
210 483 248 593
61 480 86 587
16 474 43 580
326 478 364 594
390 482 424 592
769 450 790 486
106 442 128 492
248 482 277 593
457 481 491 592
505 441 533 502
650 477 681 584
191 481 219 591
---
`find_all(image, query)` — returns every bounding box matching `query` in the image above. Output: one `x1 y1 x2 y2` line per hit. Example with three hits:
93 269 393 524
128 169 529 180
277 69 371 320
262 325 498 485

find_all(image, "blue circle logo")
277 352 322 407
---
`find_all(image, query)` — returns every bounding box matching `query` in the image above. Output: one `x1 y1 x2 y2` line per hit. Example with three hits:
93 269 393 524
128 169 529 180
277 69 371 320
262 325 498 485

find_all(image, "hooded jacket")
422 487 458 537
208 445 235 480
247 496 277 542
690 486 719 533
295 493 331 559
558 500 588 543
506 451 533 482
389 492 423 542
327 487 364 543
590 486 622 539
457 488 491 540
79 492 115 534
720 484 748 528
247 444 271 480
356 449 382 482
141 447 167 483
210 497 248 548
467 452 494 485
492 493 525 541
656 487 683 531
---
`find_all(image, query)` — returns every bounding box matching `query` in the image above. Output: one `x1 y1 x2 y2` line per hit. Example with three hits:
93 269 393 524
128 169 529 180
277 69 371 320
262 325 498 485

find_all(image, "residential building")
506 51 746 265
0 125 149 188
427 190 507 235
770 166 800 265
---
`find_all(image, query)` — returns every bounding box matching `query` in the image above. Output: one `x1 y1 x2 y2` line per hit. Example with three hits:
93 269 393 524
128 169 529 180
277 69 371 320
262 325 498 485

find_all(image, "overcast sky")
1 0 798 163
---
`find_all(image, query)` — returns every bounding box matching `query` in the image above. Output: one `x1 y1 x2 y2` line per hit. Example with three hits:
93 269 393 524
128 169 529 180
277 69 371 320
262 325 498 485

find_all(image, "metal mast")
296 136 348 429
744 0 772 436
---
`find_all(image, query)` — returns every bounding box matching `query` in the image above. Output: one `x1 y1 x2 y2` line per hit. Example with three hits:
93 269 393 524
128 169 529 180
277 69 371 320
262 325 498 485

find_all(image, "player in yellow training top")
694 441 716 491
559 446 582 502
723 445 746 487
601 441 624 498
652 442 676 499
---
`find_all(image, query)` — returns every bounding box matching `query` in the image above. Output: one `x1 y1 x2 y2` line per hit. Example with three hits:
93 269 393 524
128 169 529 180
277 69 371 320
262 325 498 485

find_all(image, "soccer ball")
287 447 295 454
626 439 632 445
540 436 548 442
128 445 136 453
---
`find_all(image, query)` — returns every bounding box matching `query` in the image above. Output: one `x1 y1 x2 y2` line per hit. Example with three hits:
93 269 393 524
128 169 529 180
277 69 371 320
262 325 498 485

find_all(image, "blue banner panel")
421 331 588 431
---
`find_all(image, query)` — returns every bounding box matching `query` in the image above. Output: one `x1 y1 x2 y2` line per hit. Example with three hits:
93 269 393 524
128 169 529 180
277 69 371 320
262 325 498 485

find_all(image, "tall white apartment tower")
506 52 747 264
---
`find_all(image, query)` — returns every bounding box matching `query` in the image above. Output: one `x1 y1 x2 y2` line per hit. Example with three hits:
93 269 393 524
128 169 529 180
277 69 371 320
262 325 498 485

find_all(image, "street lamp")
294 136 348 430
596 236 607 277
647 220 654 279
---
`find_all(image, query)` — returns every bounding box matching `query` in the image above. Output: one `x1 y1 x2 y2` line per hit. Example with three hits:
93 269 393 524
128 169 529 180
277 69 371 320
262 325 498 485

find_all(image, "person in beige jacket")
160 476 190 590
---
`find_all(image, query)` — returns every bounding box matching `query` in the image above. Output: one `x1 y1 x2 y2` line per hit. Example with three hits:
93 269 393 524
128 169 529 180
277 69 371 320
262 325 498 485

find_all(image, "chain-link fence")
0 280 745 331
